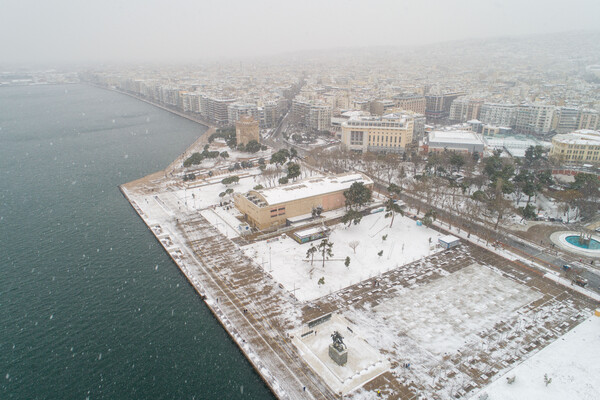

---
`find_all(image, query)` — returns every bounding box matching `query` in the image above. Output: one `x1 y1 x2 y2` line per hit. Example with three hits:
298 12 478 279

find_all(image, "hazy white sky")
1 0 599 65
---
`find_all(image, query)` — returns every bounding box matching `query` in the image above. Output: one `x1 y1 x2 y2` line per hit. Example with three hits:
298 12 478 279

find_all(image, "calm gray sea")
0 84 273 399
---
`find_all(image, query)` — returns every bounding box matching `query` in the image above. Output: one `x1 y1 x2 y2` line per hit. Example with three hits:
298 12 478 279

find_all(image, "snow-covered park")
241 212 443 301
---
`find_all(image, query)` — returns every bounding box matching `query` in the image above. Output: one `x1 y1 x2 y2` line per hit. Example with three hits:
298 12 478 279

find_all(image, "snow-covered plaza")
241 212 443 301
292 314 390 395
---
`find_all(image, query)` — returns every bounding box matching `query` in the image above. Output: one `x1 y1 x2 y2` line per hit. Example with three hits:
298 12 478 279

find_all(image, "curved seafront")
0 84 273 399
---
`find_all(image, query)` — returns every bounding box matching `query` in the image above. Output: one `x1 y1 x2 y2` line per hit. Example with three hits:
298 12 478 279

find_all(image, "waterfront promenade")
120 176 337 399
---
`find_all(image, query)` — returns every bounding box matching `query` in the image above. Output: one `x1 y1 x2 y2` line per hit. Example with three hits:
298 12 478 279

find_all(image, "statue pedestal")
329 344 348 366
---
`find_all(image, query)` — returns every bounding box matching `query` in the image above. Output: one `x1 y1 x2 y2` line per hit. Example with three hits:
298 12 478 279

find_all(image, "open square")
292 314 390 395
373 263 543 355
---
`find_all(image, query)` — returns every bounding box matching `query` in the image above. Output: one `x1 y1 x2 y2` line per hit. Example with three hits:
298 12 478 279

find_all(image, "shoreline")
108 85 295 398
87 82 218 175
118 185 281 398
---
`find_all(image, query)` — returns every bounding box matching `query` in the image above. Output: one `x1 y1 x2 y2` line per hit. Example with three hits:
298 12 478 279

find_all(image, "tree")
305 244 317 267
519 203 537 221
377 250 383 257
572 173 599 199
286 162 301 180
253 184 264 190
258 157 265 166
344 256 350 268
220 151 229 159
449 153 465 172
424 209 437 221
341 209 363 226
221 175 240 185
318 277 325 286
278 177 289 184
344 182 372 210
244 140 261 153
183 152 204 167
348 240 360 254
385 198 404 228
270 149 290 165
522 179 539 205
387 183 402 198
318 239 334 269
490 178 513 230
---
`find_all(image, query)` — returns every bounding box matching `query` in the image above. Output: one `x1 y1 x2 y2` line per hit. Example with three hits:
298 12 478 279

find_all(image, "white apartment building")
228 103 260 125
478 103 518 127
515 104 555 135
449 97 483 123
553 107 580 134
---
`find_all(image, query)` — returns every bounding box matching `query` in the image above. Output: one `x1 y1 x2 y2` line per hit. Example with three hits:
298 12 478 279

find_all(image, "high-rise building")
228 103 260 125
425 91 465 121
448 97 483 123
553 107 579 134
515 104 555 135
478 103 518 127
207 97 237 126
308 105 332 131
259 101 279 129
577 109 599 131
291 98 332 131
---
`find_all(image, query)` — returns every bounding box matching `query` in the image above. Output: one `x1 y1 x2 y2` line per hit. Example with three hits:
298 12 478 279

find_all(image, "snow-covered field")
473 316 600 400
373 264 542 355
241 213 443 301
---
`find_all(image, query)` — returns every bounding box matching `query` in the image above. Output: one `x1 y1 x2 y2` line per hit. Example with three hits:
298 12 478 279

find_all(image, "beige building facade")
235 115 260 146
550 130 600 164
234 173 373 230
392 94 426 114
340 114 414 153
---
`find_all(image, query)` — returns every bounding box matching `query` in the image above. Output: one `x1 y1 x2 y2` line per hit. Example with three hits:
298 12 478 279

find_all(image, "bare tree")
348 240 360 254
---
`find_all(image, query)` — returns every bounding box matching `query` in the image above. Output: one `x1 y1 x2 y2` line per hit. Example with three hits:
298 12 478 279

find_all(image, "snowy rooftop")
428 130 485 145
439 234 460 244
553 130 600 146
253 173 372 206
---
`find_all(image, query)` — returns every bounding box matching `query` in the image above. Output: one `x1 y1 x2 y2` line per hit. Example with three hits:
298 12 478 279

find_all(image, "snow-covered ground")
170 172 261 210
473 315 600 400
241 213 443 301
373 264 542 355
292 314 390 395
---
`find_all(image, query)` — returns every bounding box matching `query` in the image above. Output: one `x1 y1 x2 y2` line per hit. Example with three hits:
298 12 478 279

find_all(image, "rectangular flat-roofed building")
234 173 373 230
425 130 485 154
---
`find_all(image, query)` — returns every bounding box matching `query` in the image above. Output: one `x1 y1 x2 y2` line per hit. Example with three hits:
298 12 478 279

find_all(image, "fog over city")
2 0 600 65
